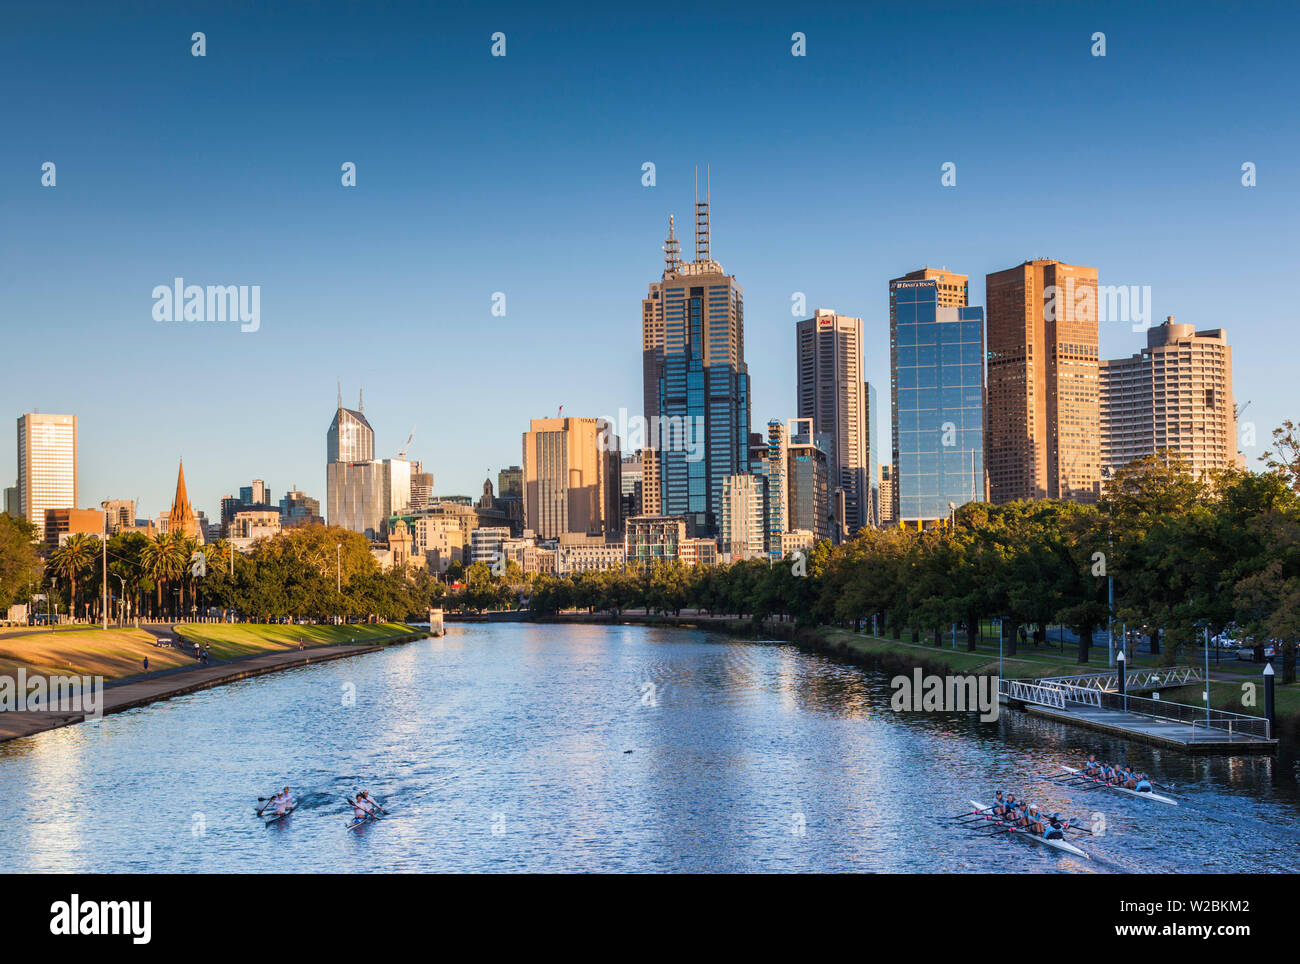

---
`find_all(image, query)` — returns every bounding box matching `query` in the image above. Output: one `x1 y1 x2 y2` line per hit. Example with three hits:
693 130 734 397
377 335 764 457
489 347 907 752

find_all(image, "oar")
256 793 280 816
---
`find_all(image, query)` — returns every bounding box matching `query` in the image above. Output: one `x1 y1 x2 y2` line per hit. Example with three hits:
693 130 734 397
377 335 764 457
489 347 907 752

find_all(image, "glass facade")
891 282 985 522
657 280 750 537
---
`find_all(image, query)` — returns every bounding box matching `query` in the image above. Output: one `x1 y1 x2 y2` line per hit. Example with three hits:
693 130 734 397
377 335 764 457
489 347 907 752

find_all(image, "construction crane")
1235 400 1252 420
398 425 416 460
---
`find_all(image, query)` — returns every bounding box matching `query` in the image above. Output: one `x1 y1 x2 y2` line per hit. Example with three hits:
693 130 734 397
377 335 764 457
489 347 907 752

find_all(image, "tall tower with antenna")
639 168 750 538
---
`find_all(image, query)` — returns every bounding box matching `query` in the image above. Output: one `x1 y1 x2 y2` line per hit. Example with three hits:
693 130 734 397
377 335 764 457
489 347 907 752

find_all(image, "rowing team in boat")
267 787 296 816
350 791 381 825
1080 755 1154 792
989 792 1069 840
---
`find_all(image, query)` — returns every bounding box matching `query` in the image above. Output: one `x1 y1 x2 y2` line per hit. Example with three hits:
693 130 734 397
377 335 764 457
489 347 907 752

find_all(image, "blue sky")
2 0 1297 520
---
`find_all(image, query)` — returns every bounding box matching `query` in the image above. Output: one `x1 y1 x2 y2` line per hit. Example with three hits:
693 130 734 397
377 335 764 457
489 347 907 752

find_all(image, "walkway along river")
0 622 1296 872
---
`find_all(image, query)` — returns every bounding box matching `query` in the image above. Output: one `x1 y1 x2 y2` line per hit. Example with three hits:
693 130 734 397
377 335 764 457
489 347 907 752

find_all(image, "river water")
1 622 1297 872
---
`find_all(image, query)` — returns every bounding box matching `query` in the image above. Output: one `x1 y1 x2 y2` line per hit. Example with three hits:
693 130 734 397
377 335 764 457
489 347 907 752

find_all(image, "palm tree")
47 533 96 621
141 533 186 619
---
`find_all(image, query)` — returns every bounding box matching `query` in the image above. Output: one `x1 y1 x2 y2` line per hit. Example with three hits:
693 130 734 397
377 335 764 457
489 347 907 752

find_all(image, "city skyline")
2 2 1296 518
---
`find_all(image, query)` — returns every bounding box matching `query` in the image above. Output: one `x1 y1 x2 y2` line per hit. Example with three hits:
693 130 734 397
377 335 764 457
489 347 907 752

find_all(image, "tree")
47 533 97 620
0 513 42 612
1262 420 1300 493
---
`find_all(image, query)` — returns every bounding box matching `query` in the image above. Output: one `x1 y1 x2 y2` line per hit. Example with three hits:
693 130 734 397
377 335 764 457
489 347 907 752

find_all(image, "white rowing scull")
1060 766 1179 806
968 800 1090 859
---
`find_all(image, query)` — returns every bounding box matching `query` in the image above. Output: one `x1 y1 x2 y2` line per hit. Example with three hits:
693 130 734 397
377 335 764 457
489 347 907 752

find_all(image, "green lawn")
172 622 417 657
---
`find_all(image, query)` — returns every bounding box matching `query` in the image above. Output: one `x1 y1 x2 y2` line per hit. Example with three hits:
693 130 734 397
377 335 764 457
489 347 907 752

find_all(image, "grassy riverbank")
0 622 417 682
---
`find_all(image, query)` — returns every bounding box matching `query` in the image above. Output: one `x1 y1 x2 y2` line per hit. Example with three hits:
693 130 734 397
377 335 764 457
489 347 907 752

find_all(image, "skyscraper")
985 259 1101 503
796 309 870 536
325 388 406 539
16 413 77 530
641 174 751 537
521 416 622 540
889 269 985 525
1100 317 1242 478
327 386 374 464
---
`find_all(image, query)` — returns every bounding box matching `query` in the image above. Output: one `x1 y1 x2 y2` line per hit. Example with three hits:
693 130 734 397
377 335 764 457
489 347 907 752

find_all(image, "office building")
521 416 622 540
280 487 324 527
625 515 690 567
497 466 522 500
985 259 1101 503
796 309 871 534
4 486 18 518
470 526 512 566
786 419 832 543
641 178 751 537
16 412 77 530
410 462 436 511
1100 317 1243 478
889 269 986 525
228 510 281 550
43 508 104 550
101 499 135 535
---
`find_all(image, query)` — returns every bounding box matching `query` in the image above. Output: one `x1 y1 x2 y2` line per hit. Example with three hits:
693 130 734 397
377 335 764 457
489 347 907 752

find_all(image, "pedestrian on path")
143 656 149 673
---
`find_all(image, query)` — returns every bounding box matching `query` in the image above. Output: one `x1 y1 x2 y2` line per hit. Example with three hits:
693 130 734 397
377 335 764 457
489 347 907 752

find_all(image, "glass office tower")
643 196 750 538
890 278 986 524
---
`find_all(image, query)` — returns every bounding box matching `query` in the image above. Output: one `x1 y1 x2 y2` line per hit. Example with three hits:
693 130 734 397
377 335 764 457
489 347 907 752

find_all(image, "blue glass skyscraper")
889 271 986 524
641 185 750 537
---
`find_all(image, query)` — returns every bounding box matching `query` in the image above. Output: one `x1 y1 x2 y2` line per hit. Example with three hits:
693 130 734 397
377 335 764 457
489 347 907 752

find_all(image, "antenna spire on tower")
337 378 343 410
663 214 681 276
358 388 364 413
695 163 710 263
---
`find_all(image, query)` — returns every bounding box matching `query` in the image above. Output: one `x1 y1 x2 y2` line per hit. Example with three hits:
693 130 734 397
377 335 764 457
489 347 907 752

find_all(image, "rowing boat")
1060 766 1179 806
346 813 379 832
264 802 297 825
968 800 1090 859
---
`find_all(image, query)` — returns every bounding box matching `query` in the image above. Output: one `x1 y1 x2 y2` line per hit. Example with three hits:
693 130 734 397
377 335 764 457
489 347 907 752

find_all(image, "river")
1 622 1296 872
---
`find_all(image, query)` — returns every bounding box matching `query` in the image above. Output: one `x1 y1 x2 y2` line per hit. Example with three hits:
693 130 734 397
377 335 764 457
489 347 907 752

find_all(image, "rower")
1083 754 1100 776
1002 792 1018 818
1134 773 1153 793
351 795 371 825
1026 803 1044 835
991 791 1007 816
1043 815 1066 840
276 786 294 815
1122 767 1138 790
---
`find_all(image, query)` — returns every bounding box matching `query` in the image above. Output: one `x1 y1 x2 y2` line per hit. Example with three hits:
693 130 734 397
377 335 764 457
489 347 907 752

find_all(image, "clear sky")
2 0 1297 521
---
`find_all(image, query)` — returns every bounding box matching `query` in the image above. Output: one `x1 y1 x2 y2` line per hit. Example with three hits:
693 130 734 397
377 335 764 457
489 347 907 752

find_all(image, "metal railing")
1043 666 1201 693
1000 678 1102 709
1101 691 1272 741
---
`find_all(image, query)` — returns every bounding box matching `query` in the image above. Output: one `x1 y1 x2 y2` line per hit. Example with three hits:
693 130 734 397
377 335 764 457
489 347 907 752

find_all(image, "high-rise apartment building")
325 389 408 540
641 179 751 537
718 473 765 561
521 416 622 541
796 309 871 535
101 499 135 534
878 464 895 526
985 259 1101 503
1100 317 1242 478
889 270 986 525
327 388 374 463
16 413 77 530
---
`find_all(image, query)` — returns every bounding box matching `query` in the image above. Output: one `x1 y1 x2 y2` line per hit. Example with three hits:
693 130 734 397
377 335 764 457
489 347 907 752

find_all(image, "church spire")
167 459 201 542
